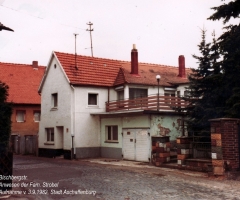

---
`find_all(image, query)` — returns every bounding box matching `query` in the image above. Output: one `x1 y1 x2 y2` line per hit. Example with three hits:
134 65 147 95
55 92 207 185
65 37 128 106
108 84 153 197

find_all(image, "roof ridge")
0 62 46 68
54 51 193 69
54 51 127 63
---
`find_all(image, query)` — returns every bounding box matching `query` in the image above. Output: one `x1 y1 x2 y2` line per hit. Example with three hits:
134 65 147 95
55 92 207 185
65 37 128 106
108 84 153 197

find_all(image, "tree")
208 0 240 118
0 81 12 151
183 0 240 131
184 29 223 131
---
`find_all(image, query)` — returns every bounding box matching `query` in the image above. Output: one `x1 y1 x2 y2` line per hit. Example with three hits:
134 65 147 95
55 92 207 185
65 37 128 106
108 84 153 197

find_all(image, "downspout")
70 84 76 159
108 87 110 103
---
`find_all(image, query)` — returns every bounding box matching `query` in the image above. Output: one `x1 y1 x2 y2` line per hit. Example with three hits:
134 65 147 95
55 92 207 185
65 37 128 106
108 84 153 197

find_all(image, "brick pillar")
176 137 193 167
209 118 240 175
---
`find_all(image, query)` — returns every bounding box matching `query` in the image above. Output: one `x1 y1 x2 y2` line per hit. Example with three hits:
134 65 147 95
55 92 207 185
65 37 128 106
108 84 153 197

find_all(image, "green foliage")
184 29 223 131
185 0 240 131
209 0 240 118
208 0 240 24
0 81 12 151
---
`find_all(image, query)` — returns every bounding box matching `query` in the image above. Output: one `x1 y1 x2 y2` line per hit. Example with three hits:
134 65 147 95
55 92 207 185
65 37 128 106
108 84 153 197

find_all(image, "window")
52 93 58 108
129 88 147 99
106 126 118 142
46 128 54 142
16 110 25 122
33 111 41 122
117 90 124 100
88 93 98 105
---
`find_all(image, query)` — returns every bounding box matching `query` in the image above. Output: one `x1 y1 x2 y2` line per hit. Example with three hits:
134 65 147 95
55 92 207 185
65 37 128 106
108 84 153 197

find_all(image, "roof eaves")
53 51 71 83
38 52 54 93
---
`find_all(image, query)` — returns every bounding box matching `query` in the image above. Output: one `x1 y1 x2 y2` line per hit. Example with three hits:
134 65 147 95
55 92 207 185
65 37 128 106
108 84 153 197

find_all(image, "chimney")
131 44 138 75
178 55 185 78
32 61 38 69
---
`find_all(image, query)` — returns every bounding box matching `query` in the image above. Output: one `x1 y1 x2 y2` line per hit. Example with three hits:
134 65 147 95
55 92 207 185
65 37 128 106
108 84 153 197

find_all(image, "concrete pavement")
1 155 240 199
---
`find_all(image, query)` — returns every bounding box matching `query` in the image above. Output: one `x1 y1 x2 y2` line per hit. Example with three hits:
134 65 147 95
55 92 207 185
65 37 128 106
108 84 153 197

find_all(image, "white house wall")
122 115 150 128
39 57 72 157
147 86 164 96
109 88 117 101
100 117 123 159
73 86 107 158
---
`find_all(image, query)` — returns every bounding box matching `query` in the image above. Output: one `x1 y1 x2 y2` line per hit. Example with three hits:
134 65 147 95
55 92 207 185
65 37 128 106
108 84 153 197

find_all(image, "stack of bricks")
151 136 170 167
177 137 193 167
210 118 240 175
211 133 224 175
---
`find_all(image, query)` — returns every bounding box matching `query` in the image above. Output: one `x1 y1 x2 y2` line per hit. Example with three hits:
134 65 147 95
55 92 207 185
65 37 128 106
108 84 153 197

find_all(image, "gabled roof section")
54 52 122 87
113 67 128 86
0 62 46 104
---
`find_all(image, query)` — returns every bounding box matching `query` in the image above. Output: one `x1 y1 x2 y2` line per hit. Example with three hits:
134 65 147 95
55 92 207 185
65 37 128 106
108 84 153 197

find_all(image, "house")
38 45 191 161
0 61 45 155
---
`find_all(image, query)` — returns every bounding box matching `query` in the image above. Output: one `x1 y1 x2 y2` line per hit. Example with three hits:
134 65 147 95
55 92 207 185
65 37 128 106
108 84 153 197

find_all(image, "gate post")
209 118 240 175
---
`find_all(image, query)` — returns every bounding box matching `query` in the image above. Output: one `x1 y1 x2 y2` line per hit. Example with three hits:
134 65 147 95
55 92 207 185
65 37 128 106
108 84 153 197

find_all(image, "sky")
0 0 236 68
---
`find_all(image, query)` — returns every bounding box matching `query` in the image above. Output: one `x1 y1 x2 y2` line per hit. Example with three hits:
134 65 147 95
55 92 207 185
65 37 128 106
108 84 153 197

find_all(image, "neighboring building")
0 61 45 155
38 45 191 160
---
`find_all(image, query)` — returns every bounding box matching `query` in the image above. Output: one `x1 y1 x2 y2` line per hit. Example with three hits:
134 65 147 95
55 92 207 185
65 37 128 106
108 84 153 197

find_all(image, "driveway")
2 155 240 199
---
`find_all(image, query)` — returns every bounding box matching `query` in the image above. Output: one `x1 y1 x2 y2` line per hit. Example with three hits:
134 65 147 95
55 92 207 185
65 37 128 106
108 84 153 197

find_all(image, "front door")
122 129 150 162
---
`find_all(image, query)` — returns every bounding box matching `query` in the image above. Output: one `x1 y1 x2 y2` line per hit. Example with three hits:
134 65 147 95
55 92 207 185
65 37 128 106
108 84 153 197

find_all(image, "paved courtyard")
2 155 240 199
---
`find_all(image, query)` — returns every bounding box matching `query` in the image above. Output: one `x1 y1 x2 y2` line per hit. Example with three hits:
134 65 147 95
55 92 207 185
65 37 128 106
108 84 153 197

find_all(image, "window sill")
50 107 58 111
44 142 54 145
87 105 99 108
16 121 25 123
104 141 119 143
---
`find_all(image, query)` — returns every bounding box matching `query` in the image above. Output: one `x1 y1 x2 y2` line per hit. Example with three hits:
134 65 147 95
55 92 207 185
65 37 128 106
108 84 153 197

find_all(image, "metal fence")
189 131 211 159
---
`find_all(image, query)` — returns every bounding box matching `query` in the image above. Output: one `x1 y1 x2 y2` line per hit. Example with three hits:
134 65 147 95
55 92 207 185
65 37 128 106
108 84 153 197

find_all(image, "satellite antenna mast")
86 22 94 57
74 33 78 69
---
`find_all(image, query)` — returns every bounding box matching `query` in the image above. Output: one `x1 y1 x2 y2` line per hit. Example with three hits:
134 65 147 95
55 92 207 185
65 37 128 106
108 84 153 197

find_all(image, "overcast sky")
0 0 235 68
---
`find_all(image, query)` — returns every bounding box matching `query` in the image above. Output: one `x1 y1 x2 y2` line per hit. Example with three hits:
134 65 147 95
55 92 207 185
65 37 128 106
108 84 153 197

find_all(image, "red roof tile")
0 62 45 104
55 52 122 87
54 51 191 87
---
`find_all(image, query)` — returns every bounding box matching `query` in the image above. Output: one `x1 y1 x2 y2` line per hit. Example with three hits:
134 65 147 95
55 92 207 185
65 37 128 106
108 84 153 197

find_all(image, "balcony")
106 95 188 113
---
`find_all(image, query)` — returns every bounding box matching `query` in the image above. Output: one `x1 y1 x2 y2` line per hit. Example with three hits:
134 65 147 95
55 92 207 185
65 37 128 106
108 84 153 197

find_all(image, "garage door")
122 129 150 162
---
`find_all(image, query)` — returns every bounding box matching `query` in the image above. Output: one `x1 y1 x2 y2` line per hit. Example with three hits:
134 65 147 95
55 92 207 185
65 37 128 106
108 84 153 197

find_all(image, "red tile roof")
118 62 191 87
0 62 45 104
54 51 191 87
55 52 122 87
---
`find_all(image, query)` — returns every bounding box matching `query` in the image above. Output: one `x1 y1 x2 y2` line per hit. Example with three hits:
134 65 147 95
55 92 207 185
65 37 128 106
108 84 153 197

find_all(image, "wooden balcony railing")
106 95 188 112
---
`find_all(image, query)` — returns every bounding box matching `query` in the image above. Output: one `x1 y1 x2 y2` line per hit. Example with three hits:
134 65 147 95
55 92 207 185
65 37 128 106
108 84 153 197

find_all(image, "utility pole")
74 33 78 69
86 22 94 57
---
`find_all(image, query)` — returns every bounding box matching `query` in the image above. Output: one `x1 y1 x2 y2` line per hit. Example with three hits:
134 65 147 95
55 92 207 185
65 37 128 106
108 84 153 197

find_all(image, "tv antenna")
86 22 94 57
74 33 78 69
